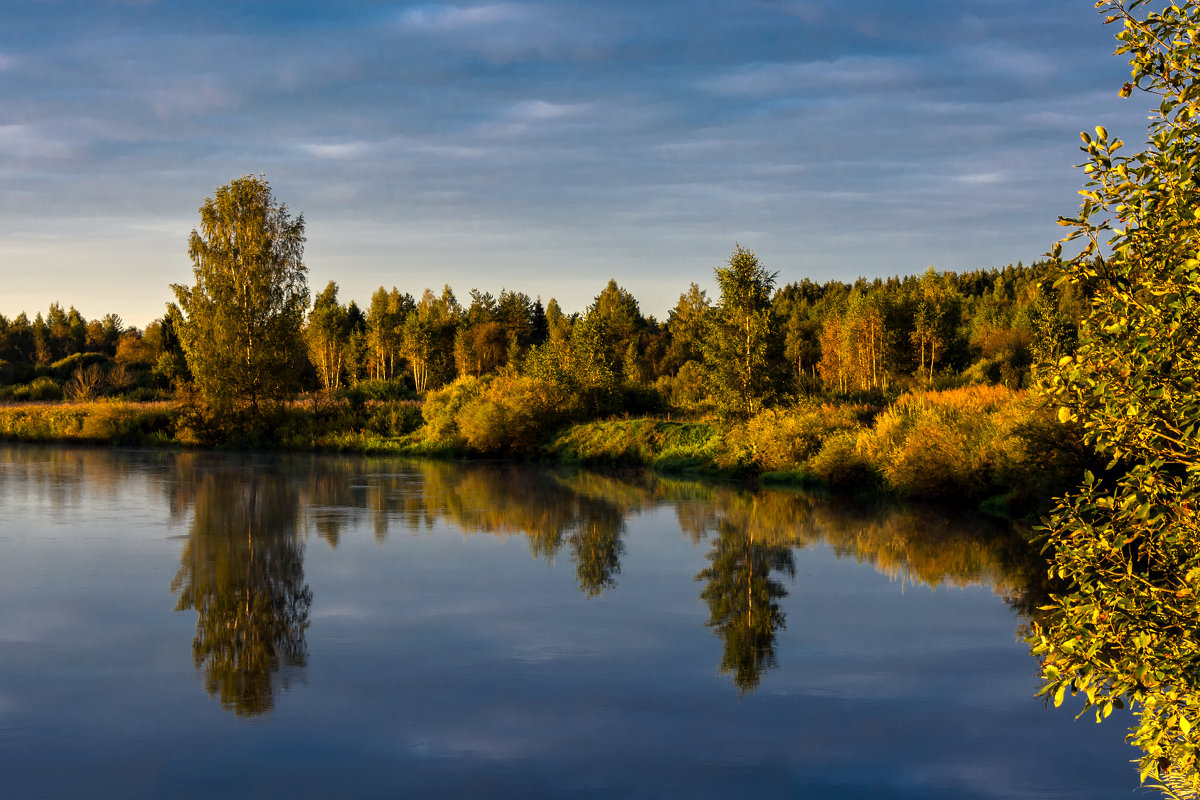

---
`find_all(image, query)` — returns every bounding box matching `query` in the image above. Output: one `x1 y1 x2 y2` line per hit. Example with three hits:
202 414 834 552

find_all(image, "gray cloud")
0 0 1152 324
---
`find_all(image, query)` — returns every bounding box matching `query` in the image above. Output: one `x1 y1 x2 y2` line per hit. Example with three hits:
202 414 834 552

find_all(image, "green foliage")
696 524 795 695
546 419 728 473
703 245 781 416
655 359 710 412
172 175 309 411
338 378 414 404
306 281 351 393
1032 2 1200 791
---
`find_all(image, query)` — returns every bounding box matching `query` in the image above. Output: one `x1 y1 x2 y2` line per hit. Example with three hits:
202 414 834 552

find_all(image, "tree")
909 267 962 383
365 286 413 381
1030 2 1200 791
662 282 710 376
305 281 350 394
403 287 459 393
172 175 308 410
702 244 780 416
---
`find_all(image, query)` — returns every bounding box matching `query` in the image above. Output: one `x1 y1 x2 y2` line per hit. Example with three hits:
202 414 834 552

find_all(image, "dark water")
0 445 1139 798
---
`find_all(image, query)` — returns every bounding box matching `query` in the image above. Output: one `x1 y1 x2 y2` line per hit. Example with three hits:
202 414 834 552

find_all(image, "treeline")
0 256 1078 409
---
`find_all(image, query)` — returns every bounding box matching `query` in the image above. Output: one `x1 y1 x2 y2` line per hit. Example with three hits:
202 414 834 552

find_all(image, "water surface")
0 445 1139 798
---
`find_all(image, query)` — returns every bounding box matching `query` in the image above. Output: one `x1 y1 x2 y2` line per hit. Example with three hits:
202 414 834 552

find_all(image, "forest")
0 235 1092 515
0 256 1077 407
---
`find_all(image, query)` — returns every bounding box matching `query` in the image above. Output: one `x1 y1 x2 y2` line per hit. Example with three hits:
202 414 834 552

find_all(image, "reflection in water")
169 459 312 717
696 521 795 694
0 446 1047 715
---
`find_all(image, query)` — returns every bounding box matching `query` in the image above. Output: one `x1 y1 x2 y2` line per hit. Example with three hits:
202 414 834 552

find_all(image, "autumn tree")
909 267 962 383
172 175 308 411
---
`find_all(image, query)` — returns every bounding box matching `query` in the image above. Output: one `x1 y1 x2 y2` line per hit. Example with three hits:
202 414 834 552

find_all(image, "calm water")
0 444 1140 799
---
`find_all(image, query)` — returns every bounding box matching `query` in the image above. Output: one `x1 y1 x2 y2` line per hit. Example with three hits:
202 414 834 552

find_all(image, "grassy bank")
0 385 1092 514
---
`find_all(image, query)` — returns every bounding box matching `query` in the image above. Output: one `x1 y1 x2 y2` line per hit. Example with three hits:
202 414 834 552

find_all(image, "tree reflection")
569 514 626 598
170 462 311 717
696 521 795 695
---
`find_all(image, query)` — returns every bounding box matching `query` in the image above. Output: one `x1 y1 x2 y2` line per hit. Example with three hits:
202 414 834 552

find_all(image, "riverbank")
0 385 1094 515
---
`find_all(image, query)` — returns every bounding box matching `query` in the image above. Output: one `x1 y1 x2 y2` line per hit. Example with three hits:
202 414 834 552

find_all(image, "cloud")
701 56 917 98
956 172 1006 185
507 100 591 123
146 76 235 119
0 124 74 161
299 141 373 160
397 2 527 31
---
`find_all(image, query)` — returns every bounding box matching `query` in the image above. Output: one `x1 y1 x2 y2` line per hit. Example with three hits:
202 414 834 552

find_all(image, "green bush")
457 373 573 453
363 401 423 438
340 378 415 404
48 352 109 379
421 376 486 446
12 377 63 402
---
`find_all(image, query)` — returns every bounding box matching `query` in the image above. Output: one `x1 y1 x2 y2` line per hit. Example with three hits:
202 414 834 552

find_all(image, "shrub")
363 401 423 438
12 377 63 402
457 373 573 454
48 352 108 379
737 404 861 472
856 386 1018 500
421 376 486 446
79 403 175 444
656 360 710 412
340 378 415 405
809 430 874 488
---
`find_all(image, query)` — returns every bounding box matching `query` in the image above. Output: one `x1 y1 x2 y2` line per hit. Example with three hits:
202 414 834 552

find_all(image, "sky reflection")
0 445 1139 798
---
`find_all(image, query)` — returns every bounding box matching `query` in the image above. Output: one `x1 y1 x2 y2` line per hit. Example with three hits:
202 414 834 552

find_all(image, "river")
0 444 1138 798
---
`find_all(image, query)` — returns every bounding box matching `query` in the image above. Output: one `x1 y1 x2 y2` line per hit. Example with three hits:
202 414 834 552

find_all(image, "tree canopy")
703 244 780 416
172 175 309 410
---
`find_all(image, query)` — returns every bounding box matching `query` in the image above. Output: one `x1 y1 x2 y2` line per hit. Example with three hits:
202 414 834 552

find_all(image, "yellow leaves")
1058 407 1076 423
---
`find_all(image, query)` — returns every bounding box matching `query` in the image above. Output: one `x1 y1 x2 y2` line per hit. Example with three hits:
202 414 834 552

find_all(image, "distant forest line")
0 258 1078 406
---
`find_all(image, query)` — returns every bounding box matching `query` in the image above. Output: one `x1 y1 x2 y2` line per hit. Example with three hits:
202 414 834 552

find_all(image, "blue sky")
0 0 1148 326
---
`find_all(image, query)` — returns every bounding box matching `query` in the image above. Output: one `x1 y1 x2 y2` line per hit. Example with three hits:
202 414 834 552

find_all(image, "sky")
0 0 1151 327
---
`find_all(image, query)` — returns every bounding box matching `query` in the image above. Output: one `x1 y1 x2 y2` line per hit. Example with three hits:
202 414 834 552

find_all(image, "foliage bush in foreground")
1029 1 1200 792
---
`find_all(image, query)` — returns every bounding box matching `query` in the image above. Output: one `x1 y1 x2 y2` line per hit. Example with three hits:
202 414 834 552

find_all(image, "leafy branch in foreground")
1031 0 1200 791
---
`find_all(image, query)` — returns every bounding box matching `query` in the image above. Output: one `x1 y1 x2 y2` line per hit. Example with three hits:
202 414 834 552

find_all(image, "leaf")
1054 683 1067 708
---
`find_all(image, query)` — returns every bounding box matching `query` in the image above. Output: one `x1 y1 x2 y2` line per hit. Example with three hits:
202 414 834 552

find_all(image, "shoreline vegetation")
0 382 1093 518
0 179 1093 519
